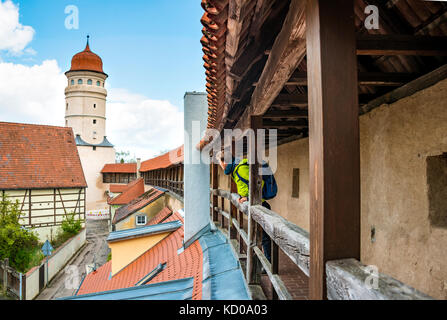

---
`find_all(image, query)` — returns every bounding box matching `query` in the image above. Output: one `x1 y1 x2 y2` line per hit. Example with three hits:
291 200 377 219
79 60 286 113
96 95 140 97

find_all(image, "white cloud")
107 88 184 160
0 59 184 161
0 0 35 55
0 60 66 126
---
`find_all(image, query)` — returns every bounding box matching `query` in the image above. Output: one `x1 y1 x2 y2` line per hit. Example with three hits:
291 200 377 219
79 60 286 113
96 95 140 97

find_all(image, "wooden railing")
210 188 310 300
145 178 184 197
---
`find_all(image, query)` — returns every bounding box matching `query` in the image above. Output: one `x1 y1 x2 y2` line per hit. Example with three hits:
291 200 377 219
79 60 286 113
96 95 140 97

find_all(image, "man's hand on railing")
238 197 248 204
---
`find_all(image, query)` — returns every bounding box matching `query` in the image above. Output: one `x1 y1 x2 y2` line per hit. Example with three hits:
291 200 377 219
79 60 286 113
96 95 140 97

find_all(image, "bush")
50 212 82 249
61 212 82 236
0 194 39 273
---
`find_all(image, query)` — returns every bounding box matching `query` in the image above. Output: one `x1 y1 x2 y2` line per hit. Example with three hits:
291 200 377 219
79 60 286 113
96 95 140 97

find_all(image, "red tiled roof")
112 188 165 224
109 184 128 193
139 146 183 172
101 163 137 174
77 212 203 300
69 41 105 74
146 207 172 226
200 0 228 130
0 122 87 190
108 178 144 206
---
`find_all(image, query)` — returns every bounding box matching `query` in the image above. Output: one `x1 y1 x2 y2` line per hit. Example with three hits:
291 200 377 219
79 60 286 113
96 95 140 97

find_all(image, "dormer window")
136 215 147 226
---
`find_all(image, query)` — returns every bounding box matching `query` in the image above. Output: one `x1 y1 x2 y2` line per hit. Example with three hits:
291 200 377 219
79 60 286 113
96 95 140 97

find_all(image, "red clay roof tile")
112 187 165 224
77 212 203 300
108 178 145 206
139 146 183 172
146 207 172 226
101 163 137 174
109 184 128 193
0 122 87 190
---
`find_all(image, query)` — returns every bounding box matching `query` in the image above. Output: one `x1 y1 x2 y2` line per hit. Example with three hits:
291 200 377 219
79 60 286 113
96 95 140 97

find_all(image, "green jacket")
231 159 264 199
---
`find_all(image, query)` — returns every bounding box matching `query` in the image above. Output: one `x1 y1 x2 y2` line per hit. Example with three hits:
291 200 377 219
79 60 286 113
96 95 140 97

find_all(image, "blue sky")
0 0 206 159
7 0 205 109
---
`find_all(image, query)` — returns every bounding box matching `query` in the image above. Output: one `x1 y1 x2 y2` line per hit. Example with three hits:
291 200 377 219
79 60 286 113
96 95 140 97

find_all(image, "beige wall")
359 78 447 300
264 78 447 299
109 231 170 276
115 195 166 231
78 145 116 212
3 188 85 243
65 70 108 144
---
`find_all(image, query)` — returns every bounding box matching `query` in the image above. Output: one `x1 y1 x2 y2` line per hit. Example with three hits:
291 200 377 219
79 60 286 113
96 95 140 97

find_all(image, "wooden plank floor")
260 249 309 300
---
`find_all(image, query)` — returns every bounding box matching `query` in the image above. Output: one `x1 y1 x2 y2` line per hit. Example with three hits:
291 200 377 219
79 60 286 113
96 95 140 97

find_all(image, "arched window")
78 79 83 85
71 80 74 85
66 103 68 110
96 81 101 86
87 79 93 85
93 104 96 108
93 119 96 124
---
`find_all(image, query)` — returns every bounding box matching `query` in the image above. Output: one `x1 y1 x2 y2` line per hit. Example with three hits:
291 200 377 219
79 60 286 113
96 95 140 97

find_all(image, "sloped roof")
109 184 128 193
139 146 183 172
146 207 172 226
62 277 195 300
107 220 182 243
108 178 145 206
112 188 165 224
76 212 204 299
73 211 251 300
0 122 87 190
101 163 137 174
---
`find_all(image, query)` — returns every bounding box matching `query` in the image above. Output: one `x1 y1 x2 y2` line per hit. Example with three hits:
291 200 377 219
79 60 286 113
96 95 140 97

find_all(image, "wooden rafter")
357 35 447 56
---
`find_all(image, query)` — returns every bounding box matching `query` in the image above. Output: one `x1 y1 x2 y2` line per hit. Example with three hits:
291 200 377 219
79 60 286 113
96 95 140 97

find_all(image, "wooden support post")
28 189 31 226
247 115 263 284
212 163 218 222
306 0 361 300
271 242 279 300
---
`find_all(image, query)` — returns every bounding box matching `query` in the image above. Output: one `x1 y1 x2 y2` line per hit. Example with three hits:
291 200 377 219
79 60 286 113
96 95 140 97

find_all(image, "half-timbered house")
0 122 87 242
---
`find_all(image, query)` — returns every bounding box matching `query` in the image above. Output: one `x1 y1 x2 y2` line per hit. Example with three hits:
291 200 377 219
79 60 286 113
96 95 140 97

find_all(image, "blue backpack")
235 161 278 200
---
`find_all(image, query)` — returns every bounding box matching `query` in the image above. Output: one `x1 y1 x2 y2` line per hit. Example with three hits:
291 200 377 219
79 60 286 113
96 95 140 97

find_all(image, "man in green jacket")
218 154 272 262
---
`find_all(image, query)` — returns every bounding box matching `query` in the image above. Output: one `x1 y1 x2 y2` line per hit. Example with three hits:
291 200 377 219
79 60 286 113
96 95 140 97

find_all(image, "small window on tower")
93 119 96 124
87 79 92 85
96 81 101 86
93 104 96 108
93 146 96 151
71 80 74 85
66 103 68 110
78 79 83 85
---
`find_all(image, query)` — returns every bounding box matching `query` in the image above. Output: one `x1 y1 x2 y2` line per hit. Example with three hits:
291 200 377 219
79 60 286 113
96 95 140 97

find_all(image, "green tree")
0 194 39 273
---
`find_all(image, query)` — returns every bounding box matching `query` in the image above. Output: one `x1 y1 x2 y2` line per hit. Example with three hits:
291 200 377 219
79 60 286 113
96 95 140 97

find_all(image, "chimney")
183 92 210 246
136 158 141 179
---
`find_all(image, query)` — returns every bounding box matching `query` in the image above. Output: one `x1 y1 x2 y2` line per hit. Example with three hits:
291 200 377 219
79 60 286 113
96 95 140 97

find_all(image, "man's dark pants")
261 201 272 262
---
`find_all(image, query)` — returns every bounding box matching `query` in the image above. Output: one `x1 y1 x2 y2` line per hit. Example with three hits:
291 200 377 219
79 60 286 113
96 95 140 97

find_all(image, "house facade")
0 122 87 242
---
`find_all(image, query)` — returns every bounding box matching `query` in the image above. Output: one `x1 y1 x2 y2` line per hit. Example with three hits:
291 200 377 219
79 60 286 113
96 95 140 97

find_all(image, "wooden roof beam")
357 35 447 56
286 71 420 86
234 0 307 131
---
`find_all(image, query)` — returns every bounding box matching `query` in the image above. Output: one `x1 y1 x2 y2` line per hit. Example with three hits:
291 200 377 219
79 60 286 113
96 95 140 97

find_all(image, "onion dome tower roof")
69 36 105 74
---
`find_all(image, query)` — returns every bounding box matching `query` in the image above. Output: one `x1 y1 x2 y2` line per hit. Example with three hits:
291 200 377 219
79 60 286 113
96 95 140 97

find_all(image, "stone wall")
265 78 447 299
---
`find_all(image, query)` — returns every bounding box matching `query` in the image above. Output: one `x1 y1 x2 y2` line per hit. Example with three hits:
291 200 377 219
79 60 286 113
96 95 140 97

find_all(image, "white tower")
65 36 116 211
